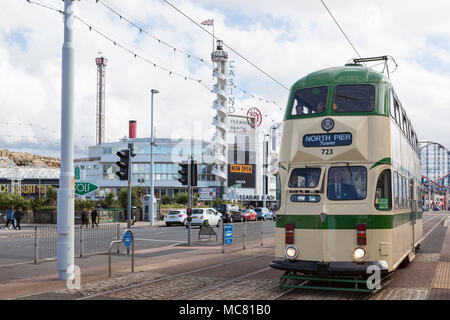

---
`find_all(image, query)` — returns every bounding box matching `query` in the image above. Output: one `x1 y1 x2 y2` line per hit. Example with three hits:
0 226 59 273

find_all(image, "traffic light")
115 149 130 180
191 160 197 187
178 162 188 185
186 208 192 222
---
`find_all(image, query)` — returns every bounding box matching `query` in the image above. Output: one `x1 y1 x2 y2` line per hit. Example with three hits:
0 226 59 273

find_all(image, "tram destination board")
303 132 352 147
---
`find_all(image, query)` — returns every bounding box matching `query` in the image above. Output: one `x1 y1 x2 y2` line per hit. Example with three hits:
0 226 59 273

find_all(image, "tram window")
327 166 367 201
333 84 375 113
398 174 403 209
289 168 321 188
393 172 399 210
275 174 281 211
290 194 321 203
406 179 410 209
389 90 396 121
402 176 406 209
394 100 401 126
291 86 328 116
375 169 392 211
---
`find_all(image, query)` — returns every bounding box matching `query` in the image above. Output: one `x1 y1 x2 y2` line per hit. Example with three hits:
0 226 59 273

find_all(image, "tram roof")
291 64 389 90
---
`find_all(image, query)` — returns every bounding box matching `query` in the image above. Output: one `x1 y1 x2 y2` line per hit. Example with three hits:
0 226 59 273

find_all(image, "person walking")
90 207 98 228
5 206 15 229
81 209 89 228
14 207 23 230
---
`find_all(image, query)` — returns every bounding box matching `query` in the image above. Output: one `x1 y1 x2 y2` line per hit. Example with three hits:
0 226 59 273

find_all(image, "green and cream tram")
270 60 422 292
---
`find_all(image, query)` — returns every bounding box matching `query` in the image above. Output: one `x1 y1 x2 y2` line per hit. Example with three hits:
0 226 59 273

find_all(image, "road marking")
134 238 184 243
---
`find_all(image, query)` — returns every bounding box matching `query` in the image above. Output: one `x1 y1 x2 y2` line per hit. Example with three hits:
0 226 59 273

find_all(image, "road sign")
74 181 98 195
123 230 133 248
199 187 216 201
224 224 234 245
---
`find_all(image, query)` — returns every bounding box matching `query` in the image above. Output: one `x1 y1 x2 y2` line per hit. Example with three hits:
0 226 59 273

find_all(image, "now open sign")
74 182 99 195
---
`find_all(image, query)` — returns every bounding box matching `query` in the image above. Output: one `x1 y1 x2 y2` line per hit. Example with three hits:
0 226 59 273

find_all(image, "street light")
150 89 159 226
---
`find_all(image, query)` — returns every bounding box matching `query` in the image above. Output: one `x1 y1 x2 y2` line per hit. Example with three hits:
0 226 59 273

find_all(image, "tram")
270 57 423 292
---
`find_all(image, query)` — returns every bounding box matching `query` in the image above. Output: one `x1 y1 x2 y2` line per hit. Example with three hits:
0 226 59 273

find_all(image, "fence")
34 224 121 263
220 221 265 253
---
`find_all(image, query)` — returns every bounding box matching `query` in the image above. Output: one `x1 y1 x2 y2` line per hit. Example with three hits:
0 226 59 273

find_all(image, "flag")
201 19 214 26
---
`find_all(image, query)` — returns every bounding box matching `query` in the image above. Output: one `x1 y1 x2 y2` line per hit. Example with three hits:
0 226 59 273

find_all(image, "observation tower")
211 40 228 195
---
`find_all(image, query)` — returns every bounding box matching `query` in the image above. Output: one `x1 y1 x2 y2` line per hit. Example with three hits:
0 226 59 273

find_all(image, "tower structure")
95 56 108 145
211 40 228 196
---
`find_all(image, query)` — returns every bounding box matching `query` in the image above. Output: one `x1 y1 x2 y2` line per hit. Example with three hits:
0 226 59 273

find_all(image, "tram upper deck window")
332 84 375 113
289 168 321 188
327 166 367 201
290 86 328 116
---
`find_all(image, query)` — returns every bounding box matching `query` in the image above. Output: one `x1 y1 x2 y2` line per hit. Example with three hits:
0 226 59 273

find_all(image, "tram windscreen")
291 86 328 116
333 84 375 113
289 168 321 188
327 166 367 200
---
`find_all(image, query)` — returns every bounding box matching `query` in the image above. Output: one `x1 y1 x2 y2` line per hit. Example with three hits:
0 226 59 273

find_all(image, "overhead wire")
320 0 365 65
24 0 285 125
94 0 284 109
161 0 290 91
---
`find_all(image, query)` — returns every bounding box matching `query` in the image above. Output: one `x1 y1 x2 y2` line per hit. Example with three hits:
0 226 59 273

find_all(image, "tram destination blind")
303 132 352 147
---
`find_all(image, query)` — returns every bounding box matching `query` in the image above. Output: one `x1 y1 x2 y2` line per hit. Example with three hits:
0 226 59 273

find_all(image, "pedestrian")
5 206 14 229
90 207 98 228
81 209 89 228
14 207 23 230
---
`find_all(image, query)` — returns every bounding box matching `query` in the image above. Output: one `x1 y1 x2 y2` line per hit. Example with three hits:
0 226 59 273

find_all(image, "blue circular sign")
123 231 133 247
321 118 334 132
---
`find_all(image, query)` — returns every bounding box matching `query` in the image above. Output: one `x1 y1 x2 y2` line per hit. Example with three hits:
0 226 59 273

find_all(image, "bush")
161 195 172 205
174 193 188 205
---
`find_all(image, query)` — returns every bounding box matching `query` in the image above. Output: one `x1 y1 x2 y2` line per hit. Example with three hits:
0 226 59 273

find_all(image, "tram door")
410 179 416 252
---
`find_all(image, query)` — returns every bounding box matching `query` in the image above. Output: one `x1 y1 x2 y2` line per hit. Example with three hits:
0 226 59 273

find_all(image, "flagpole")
212 19 215 52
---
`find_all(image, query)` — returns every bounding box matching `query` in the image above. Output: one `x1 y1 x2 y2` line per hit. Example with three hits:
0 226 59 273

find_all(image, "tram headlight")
285 246 298 260
352 247 367 262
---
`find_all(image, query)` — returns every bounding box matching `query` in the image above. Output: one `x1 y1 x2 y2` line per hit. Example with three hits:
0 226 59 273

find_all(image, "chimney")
129 120 137 139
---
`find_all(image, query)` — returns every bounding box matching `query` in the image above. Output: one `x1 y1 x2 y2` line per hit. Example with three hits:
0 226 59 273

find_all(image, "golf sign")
74 182 99 196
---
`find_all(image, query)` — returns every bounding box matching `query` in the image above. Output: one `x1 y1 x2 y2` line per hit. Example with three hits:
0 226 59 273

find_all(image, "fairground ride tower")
211 40 228 196
95 56 108 145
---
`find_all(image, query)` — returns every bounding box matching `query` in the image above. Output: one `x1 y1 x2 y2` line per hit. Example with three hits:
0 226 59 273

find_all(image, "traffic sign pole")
127 143 133 255
187 158 191 246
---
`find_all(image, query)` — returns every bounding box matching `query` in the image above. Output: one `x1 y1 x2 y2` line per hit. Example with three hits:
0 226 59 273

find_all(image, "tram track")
76 252 272 300
76 214 447 301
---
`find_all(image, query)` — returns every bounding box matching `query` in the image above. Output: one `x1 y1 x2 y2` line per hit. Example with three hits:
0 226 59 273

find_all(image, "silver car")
165 209 187 226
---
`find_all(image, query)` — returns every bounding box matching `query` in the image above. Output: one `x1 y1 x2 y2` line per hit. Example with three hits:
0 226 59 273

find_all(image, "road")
0 220 276 266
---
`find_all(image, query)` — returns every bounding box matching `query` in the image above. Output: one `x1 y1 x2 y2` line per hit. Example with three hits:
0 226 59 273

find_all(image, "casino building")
74 119 281 206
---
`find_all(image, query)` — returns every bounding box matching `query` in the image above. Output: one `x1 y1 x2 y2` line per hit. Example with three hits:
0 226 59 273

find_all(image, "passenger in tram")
327 169 358 200
316 101 326 113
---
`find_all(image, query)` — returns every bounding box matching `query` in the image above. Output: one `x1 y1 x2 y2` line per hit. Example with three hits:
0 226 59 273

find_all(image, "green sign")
75 182 98 195
377 198 389 210
75 167 80 180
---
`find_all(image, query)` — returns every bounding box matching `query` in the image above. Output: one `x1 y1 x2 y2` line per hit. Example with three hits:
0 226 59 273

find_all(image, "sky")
0 0 449 158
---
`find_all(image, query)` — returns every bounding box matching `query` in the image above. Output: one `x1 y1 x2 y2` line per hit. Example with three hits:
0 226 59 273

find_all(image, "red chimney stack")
129 120 137 139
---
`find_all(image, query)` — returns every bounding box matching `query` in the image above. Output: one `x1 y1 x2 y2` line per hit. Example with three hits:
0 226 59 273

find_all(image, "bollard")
34 227 38 264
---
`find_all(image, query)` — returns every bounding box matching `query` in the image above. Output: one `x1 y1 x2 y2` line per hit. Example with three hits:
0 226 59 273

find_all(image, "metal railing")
34 224 121 263
220 221 265 253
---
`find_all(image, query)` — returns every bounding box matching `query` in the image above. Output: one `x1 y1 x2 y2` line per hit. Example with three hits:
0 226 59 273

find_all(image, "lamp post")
150 89 159 226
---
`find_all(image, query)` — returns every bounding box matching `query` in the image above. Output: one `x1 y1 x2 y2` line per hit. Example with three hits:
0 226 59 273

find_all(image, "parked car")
214 203 242 223
254 207 273 221
241 209 257 222
165 209 187 226
188 208 223 228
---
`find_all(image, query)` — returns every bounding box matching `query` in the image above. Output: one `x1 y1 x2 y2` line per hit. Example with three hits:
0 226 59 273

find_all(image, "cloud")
0 0 449 160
